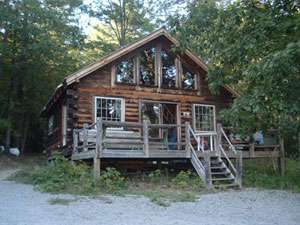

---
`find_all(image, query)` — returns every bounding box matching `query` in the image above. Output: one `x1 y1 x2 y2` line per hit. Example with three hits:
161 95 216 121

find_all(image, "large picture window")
161 49 176 88
95 97 124 122
182 65 195 89
116 58 134 84
139 47 156 86
193 104 215 132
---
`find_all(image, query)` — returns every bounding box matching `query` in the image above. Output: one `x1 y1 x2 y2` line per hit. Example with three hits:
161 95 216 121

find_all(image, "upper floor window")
116 58 134 84
182 65 196 89
139 47 156 86
161 49 176 88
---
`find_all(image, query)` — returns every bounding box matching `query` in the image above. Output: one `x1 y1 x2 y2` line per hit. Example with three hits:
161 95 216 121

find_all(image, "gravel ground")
0 181 300 225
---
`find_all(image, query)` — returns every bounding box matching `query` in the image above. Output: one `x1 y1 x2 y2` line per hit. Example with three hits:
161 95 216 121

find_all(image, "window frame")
94 96 125 122
193 104 216 133
114 57 136 85
48 115 54 135
160 48 178 89
181 63 197 90
138 46 157 87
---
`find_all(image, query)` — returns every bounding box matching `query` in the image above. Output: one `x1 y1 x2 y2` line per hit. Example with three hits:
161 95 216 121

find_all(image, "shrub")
172 170 204 190
244 159 300 192
148 169 162 183
98 167 127 193
32 156 94 194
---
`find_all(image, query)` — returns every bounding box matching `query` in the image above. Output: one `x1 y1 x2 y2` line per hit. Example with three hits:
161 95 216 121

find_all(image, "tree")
88 0 155 47
0 0 86 152
172 0 300 153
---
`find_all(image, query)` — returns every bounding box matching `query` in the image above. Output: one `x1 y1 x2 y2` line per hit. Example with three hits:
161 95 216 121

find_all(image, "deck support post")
185 122 191 157
249 143 255 158
235 151 243 188
278 136 285 176
204 152 212 189
143 120 149 157
73 129 78 154
83 123 88 152
94 119 103 179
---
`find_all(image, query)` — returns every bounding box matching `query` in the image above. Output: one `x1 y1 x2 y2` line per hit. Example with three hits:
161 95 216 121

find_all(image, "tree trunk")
21 115 30 153
5 125 11 150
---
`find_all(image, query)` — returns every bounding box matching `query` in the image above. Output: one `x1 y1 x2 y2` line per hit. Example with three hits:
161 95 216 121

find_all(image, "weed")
48 198 77 205
244 159 300 192
98 167 127 194
148 169 162 184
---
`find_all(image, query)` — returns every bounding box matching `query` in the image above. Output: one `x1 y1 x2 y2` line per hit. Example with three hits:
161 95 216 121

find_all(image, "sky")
78 0 189 35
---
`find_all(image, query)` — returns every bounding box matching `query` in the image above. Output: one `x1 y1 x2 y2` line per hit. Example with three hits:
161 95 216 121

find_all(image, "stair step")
211 171 231 175
212 177 235 181
211 166 226 170
213 183 240 189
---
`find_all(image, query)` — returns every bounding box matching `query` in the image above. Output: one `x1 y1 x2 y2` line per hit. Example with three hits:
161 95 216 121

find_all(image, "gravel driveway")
0 181 300 225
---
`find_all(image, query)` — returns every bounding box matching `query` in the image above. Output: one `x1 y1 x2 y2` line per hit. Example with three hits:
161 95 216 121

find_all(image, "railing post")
204 152 212 189
73 129 78 154
216 123 222 154
185 122 191 157
143 120 149 157
96 118 103 158
279 136 285 176
83 123 88 152
235 151 243 188
94 119 103 179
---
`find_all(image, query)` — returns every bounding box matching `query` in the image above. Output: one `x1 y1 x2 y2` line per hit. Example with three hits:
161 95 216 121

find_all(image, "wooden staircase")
187 124 242 189
210 156 239 189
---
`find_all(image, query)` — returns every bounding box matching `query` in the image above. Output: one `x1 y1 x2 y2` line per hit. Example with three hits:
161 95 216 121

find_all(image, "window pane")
139 47 156 86
161 49 176 88
96 98 123 122
182 65 195 89
116 58 134 83
194 105 215 132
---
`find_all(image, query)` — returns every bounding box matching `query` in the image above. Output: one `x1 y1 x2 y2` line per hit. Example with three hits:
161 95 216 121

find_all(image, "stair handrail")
219 125 237 154
188 125 203 152
189 142 206 181
219 144 237 175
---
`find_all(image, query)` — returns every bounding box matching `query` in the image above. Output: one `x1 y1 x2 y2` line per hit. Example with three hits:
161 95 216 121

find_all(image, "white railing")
220 126 237 154
195 132 217 152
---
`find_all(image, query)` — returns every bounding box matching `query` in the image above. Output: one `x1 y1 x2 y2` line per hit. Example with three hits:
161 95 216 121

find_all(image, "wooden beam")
279 136 286 175
143 120 149 157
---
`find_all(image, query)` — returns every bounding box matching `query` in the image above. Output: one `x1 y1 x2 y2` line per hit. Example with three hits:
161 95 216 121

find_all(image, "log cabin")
41 28 284 189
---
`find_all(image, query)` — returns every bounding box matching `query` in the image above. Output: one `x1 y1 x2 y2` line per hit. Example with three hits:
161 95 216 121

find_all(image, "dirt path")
0 180 299 225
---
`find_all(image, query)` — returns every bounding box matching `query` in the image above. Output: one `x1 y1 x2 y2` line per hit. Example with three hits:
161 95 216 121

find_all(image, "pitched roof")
42 28 237 114
64 27 208 85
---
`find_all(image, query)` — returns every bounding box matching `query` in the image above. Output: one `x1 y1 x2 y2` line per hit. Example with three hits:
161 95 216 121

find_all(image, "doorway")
141 101 179 149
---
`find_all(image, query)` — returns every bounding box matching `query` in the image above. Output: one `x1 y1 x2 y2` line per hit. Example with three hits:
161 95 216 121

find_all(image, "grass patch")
48 197 77 205
8 156 205 206
244 158 300 192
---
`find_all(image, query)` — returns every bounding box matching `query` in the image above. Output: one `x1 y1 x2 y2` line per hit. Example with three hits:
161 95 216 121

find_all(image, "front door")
141 102 178 148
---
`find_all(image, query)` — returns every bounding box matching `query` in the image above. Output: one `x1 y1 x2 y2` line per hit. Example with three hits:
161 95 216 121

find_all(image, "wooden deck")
72 146 280 161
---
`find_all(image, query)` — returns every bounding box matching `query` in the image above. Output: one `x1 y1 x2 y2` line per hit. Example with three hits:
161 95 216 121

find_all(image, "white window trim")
94 96 125 122
48 115 54 135
193 104 216 133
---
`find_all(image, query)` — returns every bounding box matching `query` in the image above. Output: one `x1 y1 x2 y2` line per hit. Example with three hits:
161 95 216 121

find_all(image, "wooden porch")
71 119 284 189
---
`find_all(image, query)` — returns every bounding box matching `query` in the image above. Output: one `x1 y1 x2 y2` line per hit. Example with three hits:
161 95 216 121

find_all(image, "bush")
148 169 162 183
98 167 127 193
172 170 204 191
244 159 300 192
32 156 94 194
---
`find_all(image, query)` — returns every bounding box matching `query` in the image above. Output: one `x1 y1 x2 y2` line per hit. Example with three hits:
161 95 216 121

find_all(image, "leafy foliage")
172 170 204 190
244 159 300 192
98 167 127 193
172 0 300 152
0 0 86 151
